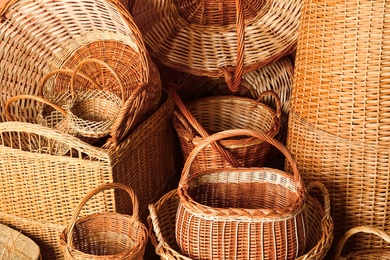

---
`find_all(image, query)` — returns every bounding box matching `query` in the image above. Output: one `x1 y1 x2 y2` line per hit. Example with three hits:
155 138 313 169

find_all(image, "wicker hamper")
148 181 333 260
0 93 180 259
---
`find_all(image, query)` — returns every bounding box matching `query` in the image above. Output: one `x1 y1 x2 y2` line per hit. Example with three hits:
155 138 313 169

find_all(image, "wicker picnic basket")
170 88 281 172
131 0 301 92
0 93 180 259
59 183 148 260
175 129 307 259
0 223 41 260
334 226 390 260
148 180 333 260
0 0 161 141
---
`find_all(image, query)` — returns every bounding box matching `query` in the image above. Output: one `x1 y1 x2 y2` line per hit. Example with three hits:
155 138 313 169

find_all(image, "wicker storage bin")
0 0 161 144
0 93 180 259
0 223 40 260
175 129 307 259
148 181 333 260
171 89 281 171
334 226 390 260
59 183 148 260
131 0 300 91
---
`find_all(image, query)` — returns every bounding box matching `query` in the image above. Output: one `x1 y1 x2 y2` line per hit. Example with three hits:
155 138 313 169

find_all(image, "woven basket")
175 129 307 259
0 93 180 259
0 0 161 142
131 0 300 91
148 181 333 260
59 183 148 260
334 226 390 260
171 88 281 172
0 223 40 260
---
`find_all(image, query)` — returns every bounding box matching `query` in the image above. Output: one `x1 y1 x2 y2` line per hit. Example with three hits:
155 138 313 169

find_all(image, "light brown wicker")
171 88 281 172
175 129 307 260
0 93 180 259
0 0 161 139
334 226 390 260
0 223 40 260
59 183 148 260
131 0 300 91
148 181 333 260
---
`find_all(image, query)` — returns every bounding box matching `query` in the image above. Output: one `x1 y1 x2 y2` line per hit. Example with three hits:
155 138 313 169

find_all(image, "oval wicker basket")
175 129 307 260
148 181 333 260
171 88 281 172
59 182 148 260
334 226 390 260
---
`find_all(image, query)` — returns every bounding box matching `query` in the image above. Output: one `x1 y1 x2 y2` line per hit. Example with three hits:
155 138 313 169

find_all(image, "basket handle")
178 128 304 191
306 181 331 220
71 58 126 105
5 94 68 121
219 0 245 92
257 90 282 137
0 0 15 16
168 86 241 168
65 182 140 249
333 226 390 259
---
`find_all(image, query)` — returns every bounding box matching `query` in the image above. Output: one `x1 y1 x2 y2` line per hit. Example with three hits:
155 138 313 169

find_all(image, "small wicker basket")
175 129 307 259
59 182 148 260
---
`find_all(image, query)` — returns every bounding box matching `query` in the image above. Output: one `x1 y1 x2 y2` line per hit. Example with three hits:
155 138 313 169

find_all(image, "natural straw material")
131 0 300 90
176 129 307 259
171 89 281 172
0 0 161 133
148 181 333 260
0 93 179 259
334 226 390 260
59 183 148 260
0 223 40 260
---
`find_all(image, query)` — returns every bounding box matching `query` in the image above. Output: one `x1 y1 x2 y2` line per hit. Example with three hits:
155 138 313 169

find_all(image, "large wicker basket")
175 129 307 259
0 93 180 259
148 181 333 260
0 0 162 145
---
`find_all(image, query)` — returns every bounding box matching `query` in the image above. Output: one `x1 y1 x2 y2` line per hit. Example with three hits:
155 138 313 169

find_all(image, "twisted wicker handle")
66 183 140 249
306 181 331 221
178 128 304 191
169 85 241 168
257 90 282 136
71 58 126 105
333 226 390 259
5 94 68 121
0 0 15 16
219 0 245 92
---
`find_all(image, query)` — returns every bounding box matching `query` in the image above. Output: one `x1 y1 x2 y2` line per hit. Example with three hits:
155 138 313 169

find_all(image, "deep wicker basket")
175 129 307 259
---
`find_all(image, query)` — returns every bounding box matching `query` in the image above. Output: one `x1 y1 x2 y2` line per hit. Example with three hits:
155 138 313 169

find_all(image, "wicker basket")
0 93 180 259
59 183 148 260
175 129 307 259
171 88 281 172
334 226 390 260
148 181 333 260
0 0 161 141
131 0 300 91
0 223 40 260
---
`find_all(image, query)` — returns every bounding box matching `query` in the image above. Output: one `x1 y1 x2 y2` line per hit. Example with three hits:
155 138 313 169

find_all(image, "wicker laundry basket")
0 93 180 259
334 226 390 260
131 0 301 91
171 88 281 171
0 0 162 144
148 181 333 260
59 183 148 260
175 129 307 259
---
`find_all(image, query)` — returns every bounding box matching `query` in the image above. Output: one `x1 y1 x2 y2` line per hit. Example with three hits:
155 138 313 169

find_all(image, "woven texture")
172 89 281 172
0 0 162 145
334 226 390 260
0 93 179 259
175 129 307 259
148 181 333 260
130 0 300 88
0 223 40 260
59 183 148 260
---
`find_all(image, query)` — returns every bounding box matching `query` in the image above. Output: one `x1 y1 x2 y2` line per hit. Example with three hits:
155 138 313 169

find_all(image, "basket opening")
71 97 120 123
